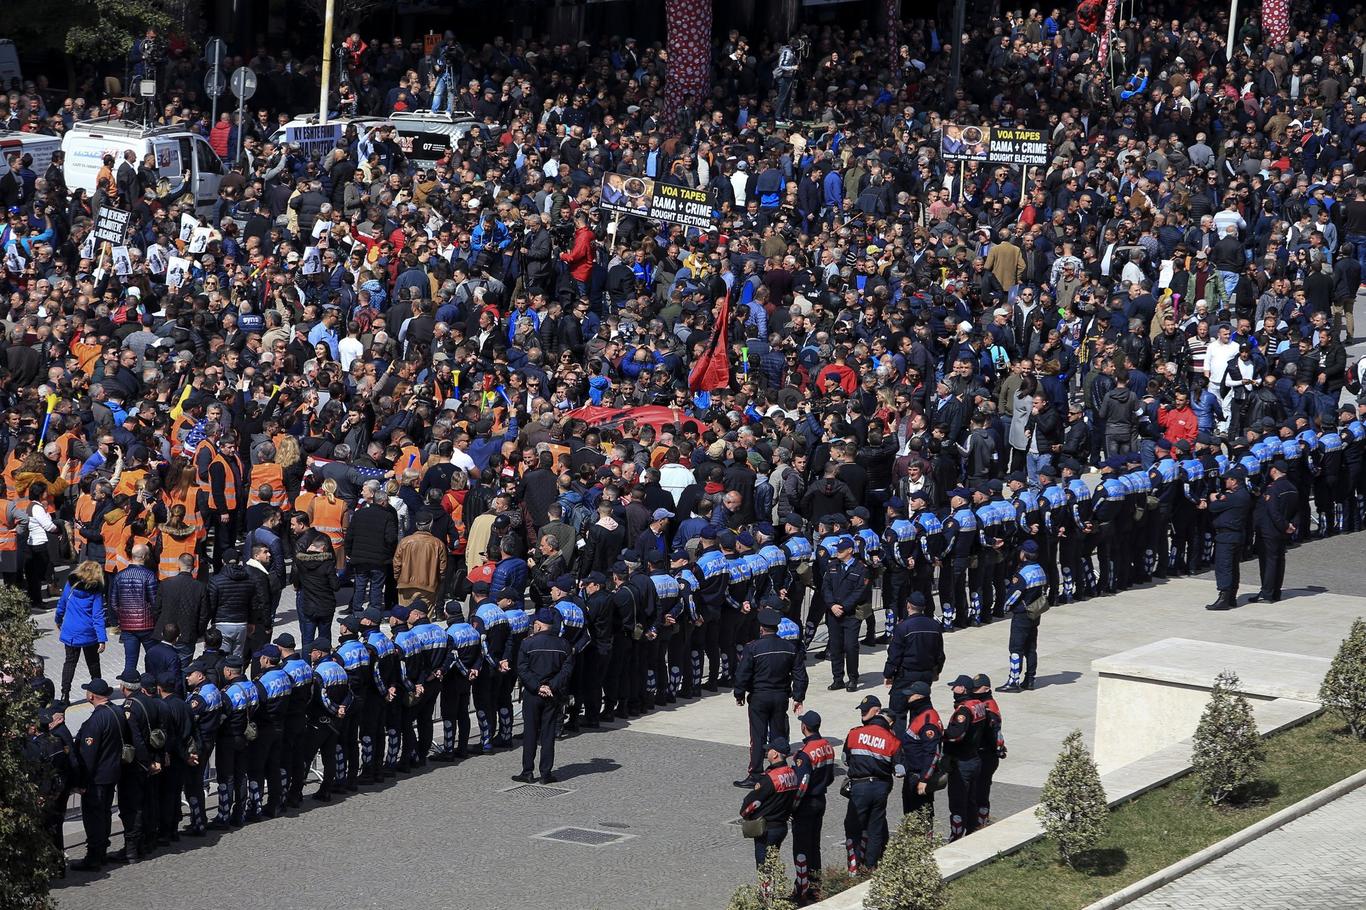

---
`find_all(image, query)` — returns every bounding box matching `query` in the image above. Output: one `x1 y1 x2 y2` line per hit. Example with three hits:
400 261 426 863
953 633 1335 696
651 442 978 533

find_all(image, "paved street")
1126 786 1366 909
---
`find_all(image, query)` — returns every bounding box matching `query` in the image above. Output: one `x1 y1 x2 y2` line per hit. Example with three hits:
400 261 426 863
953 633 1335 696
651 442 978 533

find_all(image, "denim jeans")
1348 235 1366 276
351 565 386 612
1217 269 1240 299
298 613 331 651
120 629 155 677
432 72 453 112
1026 452 1053 488
217 622 247 660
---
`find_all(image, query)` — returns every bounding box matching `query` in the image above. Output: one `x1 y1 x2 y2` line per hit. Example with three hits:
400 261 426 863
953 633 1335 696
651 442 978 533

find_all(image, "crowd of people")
6 0 1366 899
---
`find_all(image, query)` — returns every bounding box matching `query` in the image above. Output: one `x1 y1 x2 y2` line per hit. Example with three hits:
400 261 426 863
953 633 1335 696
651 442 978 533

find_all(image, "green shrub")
1319 617 1366 739
1192 670 1264 805
865 810 946 910
1035 729 1109 866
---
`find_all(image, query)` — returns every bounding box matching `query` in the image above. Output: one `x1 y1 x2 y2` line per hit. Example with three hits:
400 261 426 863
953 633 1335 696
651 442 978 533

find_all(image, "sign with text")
988 127 1050 167
599 173 713 229
285 123 343 157
395 129 450 161
94 206 132 245
940 123 991 162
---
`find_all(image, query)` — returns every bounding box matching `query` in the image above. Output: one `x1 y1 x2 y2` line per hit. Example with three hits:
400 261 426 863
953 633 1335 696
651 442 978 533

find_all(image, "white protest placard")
111 245 132 277
166 256 192 290
302 245 323 275
188 227 213 254
179 213 196 243
147 244 168 275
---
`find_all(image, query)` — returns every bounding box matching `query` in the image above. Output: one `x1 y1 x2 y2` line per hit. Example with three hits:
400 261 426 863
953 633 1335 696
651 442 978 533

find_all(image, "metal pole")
1226 0 1238 57
319 0 336 124
211 43 221 127
236 89 245 166
948 0 966 96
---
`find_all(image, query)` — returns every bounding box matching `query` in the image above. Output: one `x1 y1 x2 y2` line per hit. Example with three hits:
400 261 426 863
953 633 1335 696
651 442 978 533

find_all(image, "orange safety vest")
103 517 130 573
311 496 347 550
163 480 201 517
546 443 570 475
247 463 288 509
193 439 218 483
170 414 195 456
72 493 97 554
158 528 199 580
2 451 21 491
0 504 15 554
398 445 423 475
295 490 317 517
56 432 84 486
114 467 149 498
210 453 239 511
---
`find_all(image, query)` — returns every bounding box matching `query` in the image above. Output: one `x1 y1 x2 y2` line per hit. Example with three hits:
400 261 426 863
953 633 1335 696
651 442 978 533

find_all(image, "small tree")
1035 729 1109 866
1191 670 1264 805
0 584 61 907
1319 618 1366 739
865 810 946 910
726 847 796 910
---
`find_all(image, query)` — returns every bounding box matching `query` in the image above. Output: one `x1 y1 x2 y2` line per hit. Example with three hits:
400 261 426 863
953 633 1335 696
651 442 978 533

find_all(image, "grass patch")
946 712 1366 910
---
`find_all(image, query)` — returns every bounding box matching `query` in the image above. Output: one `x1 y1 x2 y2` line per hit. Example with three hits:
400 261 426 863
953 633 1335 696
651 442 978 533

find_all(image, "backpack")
558 495 594 540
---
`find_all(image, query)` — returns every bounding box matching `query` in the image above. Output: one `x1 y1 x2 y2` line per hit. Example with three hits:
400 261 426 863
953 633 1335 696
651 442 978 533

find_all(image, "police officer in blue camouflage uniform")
778 514 815 632
694 527 730 690
334 616 381 786
360 608 400 779
304 636 351 801
214 656 256 828
436 612 484 758
248 644 292 817
1002 541 1049 692
848 507 885 644
277 632 315 799
940 489 976 629
182 662 221 836
470 597 510 752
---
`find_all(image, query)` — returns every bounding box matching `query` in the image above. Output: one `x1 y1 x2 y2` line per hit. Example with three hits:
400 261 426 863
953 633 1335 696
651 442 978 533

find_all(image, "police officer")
71 679 127 871
389 604 426 767
739 736 799 868
1206 466 1253 610
694 527 730 687
215 656 256 828
1002 541 1049 691
248 645 291 817
898 681 943 820
305 636 352 801
25 704 74 869
943 674 987 842
733 603 809 787
280 632 319 796
778 514 816 634
971 674 1007 828
823 536 868 691
410 602 451 764
842 695 900 872
883 591 945 723
115 670 159 857
182 661 221 834
512 608 574 784
1251 460 1299 603
334 616 378 784
437 611 484 759
789 710 835 903
580 571 613 721
155 672 194 838
940 489 977 628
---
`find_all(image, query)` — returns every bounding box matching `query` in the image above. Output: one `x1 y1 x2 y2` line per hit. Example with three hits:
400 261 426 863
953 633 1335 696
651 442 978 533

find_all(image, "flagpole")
1226 0 1238 54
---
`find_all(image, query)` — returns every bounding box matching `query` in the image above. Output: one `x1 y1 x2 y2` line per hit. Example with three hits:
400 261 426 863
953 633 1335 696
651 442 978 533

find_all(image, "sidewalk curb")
1081 766 1366 910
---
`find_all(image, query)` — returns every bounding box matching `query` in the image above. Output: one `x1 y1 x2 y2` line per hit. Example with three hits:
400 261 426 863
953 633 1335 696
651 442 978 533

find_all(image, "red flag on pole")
688 293 732 392
1263 0 1289 46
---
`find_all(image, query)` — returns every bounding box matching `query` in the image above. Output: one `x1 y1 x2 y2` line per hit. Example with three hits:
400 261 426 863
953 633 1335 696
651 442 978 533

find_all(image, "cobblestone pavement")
1127 786 1366 910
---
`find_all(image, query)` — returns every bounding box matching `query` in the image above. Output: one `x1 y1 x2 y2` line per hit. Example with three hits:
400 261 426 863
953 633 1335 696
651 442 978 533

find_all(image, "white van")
389 110 491 163
61 119 224 214
0 132 60 175
0 40 22 90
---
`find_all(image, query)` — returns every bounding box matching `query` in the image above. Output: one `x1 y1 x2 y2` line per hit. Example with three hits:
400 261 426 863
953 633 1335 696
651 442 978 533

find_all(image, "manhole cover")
500 783 574 799
535 826 635 846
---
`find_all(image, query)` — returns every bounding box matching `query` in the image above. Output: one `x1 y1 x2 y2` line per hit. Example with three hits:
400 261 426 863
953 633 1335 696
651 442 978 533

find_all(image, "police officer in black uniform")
733 603 809 787
882 591 945 724
1206 465 1253 610
26 703 74 871
155 672 194 840
71 679 127 871
115 670 160 860
789 710 835 903
512 608 575 784
898 681 943 819
841 695 900 872
942 674 987 842
739 735 799 868
1251 459 1299 603
823 536 869 691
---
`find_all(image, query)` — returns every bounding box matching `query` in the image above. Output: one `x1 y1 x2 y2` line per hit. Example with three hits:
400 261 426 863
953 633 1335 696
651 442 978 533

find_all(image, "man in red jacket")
1157 388 1199 445
559 211 595 297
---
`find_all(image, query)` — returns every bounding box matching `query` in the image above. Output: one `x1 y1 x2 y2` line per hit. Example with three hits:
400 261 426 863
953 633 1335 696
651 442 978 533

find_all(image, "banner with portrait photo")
599 173 713 229
940 123 991 162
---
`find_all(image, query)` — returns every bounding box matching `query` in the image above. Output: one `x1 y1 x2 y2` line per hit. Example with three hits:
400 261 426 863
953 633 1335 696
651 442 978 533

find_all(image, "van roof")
66 117 190 140
390 110 480 124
